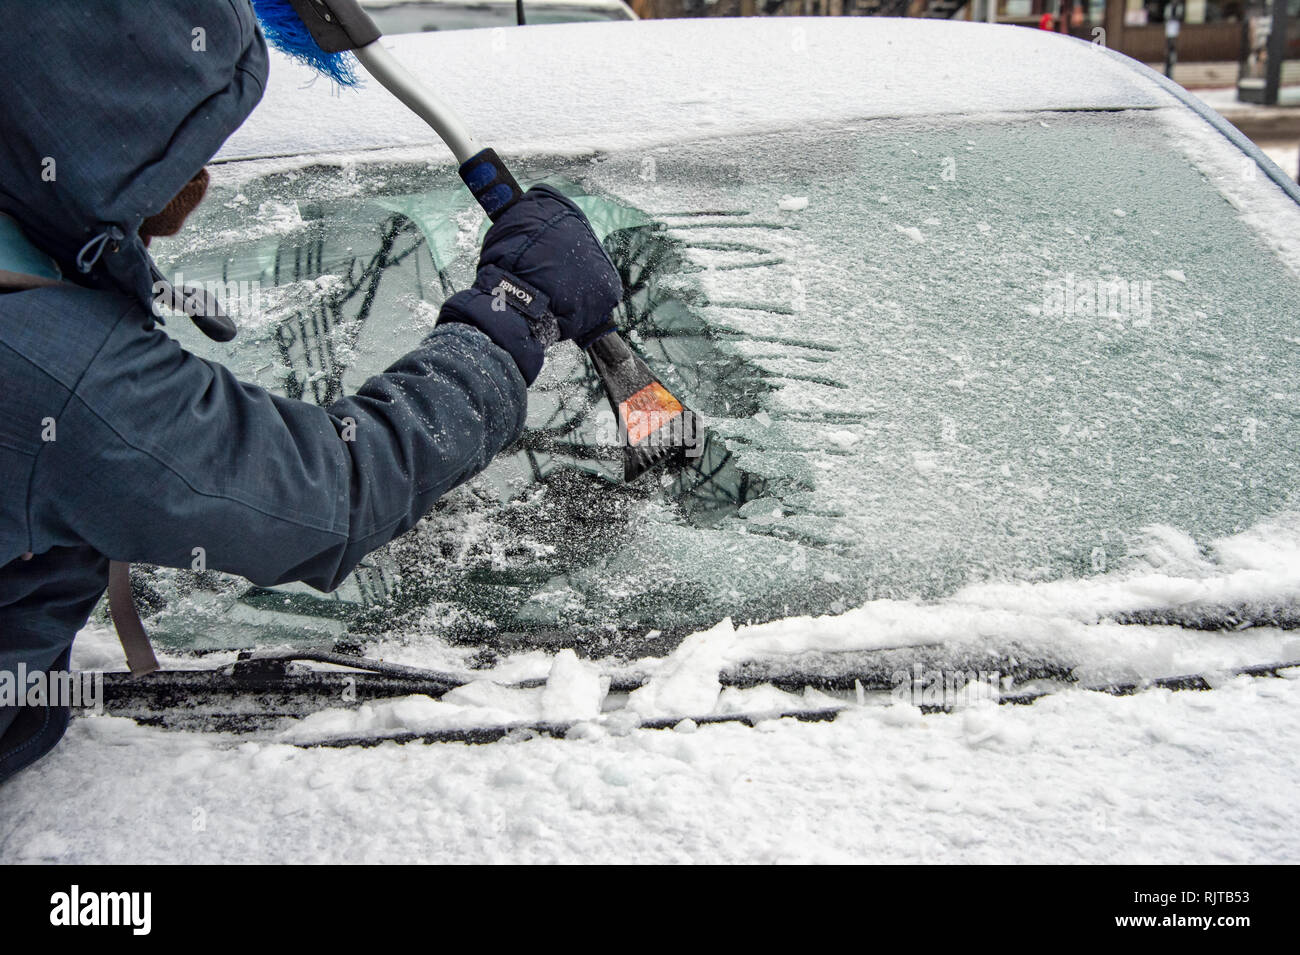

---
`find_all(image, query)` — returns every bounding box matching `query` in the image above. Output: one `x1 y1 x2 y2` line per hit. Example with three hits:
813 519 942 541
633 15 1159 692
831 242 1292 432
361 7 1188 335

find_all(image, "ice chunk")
628 618 736 717
541 649 608 723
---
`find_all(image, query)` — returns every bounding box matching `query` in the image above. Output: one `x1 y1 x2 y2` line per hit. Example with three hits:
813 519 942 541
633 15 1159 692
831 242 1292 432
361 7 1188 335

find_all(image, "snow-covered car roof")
219 17 1177 163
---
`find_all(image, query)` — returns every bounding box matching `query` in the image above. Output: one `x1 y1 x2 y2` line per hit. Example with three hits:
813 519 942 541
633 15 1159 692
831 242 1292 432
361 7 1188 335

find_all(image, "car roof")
218 17 1176 164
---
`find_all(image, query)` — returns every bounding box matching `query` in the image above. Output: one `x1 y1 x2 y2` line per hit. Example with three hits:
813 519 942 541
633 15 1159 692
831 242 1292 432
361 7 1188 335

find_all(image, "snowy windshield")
147 109 1300 653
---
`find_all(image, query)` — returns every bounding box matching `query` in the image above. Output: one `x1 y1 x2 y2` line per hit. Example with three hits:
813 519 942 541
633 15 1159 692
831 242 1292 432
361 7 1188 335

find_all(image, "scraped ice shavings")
627 618 737 718
541 649 608 723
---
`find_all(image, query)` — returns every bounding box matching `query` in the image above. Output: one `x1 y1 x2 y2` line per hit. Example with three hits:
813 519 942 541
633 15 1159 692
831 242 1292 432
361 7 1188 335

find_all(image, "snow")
517 107 1300 631
540 649 606 723
219 19 1174 163
627 619 737 718
2 503 1297 862
6 449 1300 862
2 668 1297 863
894 224 926 244
1158 106 1300 279
1261 142 1299 181
281 693 522 744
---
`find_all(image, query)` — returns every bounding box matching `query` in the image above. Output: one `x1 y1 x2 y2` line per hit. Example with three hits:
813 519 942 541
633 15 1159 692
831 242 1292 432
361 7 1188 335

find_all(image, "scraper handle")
457 147 526 222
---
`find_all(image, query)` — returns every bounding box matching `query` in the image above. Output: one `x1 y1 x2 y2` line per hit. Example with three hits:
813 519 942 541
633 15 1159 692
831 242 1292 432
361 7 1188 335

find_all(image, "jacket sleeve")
31 313 528 592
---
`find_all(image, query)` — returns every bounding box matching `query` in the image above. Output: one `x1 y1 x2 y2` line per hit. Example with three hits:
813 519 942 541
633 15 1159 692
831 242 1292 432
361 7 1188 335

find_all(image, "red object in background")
1038 12 1055 29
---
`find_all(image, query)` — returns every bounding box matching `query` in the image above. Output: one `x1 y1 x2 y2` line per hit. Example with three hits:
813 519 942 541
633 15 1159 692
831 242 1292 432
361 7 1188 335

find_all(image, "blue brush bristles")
249 0 361 87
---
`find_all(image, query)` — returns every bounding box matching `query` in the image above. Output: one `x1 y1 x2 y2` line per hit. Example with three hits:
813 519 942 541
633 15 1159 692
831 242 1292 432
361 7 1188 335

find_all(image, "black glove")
437 184 623 384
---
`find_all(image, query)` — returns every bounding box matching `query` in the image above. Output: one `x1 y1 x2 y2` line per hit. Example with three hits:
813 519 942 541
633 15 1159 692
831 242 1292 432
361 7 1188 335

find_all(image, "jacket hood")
0 1 268 309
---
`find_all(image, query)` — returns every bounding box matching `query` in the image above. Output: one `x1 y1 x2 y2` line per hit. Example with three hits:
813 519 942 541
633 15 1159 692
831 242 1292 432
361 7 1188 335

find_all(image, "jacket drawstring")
75 225 125 274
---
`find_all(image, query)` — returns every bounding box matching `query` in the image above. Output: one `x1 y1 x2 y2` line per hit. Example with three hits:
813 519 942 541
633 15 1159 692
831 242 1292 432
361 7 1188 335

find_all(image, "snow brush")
249 0 700 481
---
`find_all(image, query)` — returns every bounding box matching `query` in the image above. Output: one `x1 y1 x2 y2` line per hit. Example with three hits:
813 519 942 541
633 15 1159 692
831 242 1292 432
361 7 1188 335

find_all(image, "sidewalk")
1191 84 1300 140
1143 61 1300 138
1143 61 1241 90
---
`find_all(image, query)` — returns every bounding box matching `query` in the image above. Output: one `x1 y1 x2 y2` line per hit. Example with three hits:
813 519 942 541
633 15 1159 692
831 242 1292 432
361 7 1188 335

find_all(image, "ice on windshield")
146 109 1300 657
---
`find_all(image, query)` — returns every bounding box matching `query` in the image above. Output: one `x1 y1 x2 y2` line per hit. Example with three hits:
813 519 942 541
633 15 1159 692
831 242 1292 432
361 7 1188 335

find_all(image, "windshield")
147 109 1300 654
362 2 632 32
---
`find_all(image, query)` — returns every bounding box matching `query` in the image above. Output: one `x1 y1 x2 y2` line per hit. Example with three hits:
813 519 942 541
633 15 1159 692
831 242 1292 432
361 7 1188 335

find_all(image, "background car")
359 0 636 32
145 17 1300 685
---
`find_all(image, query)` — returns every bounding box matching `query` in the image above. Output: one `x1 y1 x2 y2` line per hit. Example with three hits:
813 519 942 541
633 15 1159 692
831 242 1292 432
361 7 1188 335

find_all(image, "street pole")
1265 0 1287 105
1164 2 1182 80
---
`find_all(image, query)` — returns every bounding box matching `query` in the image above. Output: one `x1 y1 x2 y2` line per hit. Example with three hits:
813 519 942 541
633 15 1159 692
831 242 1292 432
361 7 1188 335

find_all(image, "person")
0 1 621 782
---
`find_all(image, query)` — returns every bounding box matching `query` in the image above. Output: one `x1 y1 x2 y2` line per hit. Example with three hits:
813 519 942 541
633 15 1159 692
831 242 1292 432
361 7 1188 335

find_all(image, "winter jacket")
0 1 527 782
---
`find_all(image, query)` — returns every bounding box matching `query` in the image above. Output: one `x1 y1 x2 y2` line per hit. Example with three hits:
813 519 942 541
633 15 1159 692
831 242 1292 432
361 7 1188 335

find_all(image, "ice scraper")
249 0 699 481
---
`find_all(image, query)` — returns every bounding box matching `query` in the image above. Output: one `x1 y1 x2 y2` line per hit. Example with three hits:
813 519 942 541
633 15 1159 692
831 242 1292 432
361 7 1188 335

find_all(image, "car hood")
0 0 267 308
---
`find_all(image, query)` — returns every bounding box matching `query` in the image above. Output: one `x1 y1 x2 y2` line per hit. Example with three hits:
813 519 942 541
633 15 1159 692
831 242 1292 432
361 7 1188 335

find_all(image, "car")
359 0 636 33
142 16 1300 683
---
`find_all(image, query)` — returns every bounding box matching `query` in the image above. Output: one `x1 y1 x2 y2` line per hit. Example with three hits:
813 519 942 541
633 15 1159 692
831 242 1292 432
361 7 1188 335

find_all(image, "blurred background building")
629 0 1298 95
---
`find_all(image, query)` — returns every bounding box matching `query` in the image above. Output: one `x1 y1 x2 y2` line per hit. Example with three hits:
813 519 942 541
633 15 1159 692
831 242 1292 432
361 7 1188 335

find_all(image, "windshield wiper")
1111 606 1300 631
